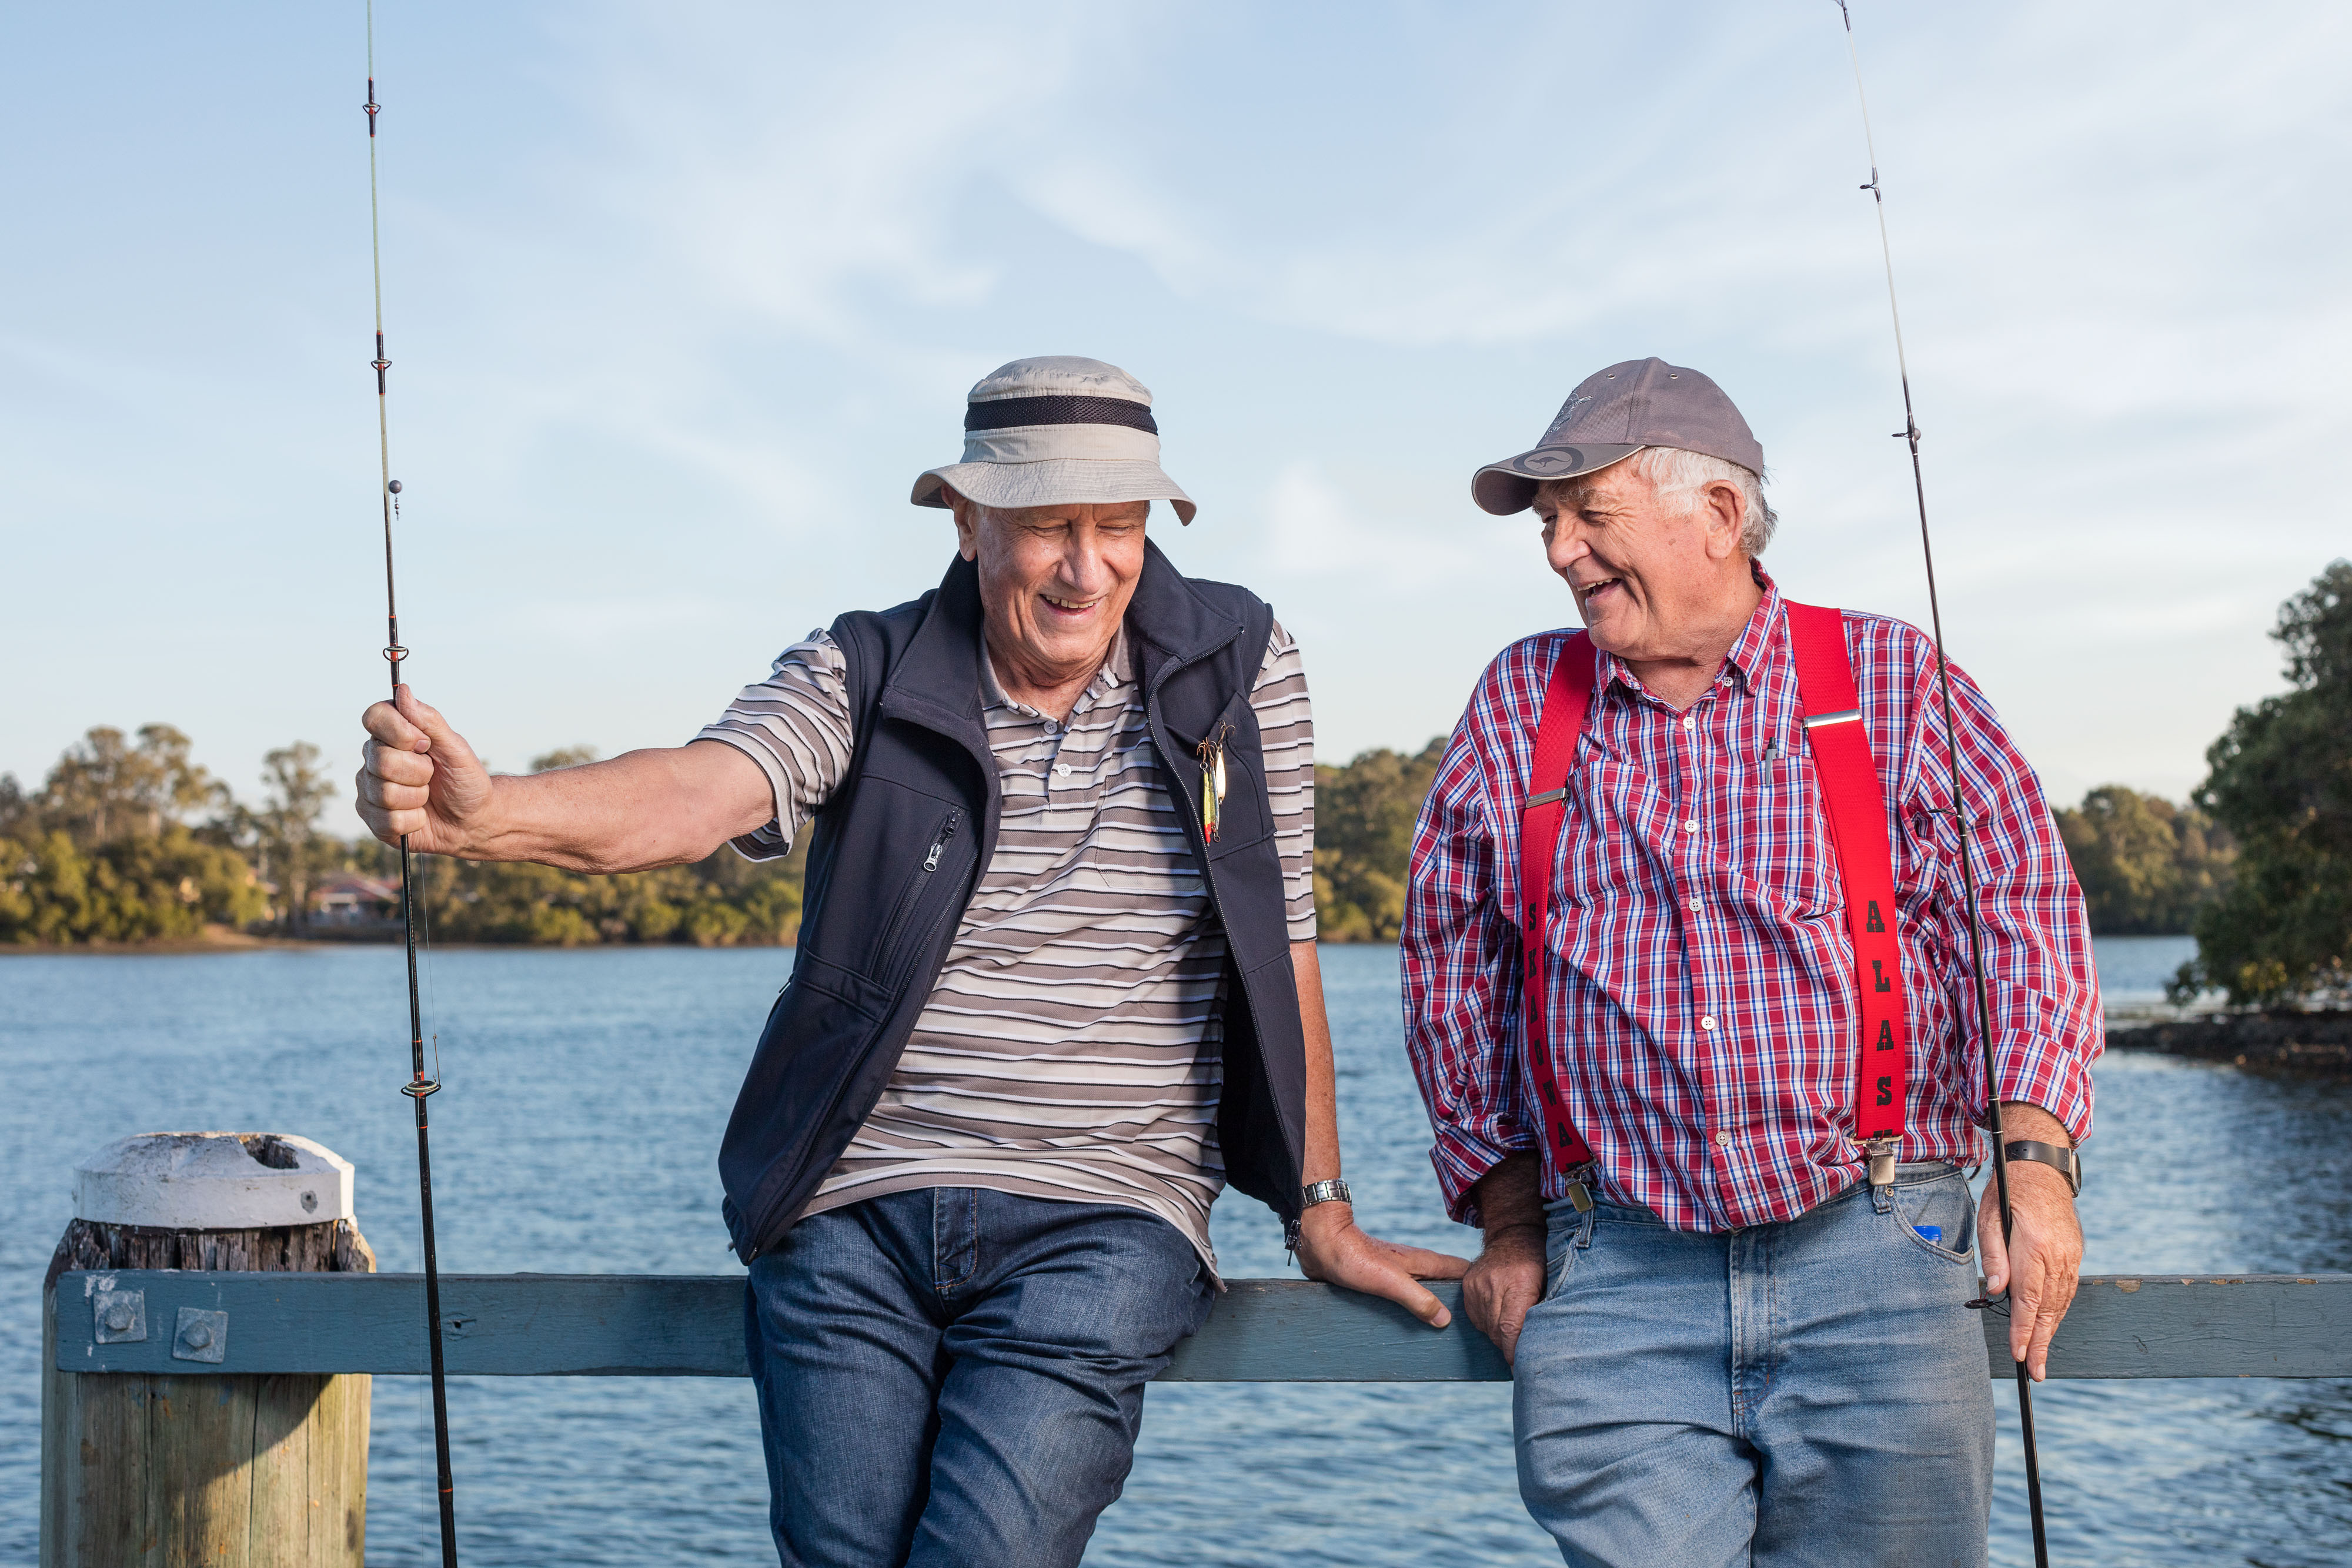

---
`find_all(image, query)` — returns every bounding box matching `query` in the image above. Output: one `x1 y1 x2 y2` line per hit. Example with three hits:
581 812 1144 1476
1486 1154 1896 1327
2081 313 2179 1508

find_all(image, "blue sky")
4 1 2346 818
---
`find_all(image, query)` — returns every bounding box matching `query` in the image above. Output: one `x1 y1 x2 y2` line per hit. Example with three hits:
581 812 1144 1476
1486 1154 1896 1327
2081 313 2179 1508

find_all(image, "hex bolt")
103 1305 134 1332
183 1322 213 1350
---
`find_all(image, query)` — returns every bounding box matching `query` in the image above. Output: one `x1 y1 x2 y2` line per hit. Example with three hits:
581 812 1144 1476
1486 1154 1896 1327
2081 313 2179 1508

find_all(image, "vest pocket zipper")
871 807 961 982
924 810 960 871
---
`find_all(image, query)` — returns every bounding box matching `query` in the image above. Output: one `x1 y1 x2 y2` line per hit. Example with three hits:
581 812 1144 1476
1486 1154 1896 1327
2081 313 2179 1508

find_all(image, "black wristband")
2002 1138 2081 1196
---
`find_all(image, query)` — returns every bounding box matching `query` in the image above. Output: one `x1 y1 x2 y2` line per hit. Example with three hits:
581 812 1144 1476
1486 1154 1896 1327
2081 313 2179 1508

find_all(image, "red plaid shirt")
1402 572 2100 1232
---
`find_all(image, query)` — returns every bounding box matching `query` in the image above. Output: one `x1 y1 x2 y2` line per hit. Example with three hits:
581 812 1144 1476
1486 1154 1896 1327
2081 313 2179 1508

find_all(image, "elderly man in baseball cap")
356 355 1464 1566
1401 358 2099 1566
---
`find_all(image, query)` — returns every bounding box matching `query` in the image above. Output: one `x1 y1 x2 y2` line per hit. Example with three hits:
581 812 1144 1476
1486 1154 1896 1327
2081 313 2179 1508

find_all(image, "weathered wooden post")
41 1132 376 1567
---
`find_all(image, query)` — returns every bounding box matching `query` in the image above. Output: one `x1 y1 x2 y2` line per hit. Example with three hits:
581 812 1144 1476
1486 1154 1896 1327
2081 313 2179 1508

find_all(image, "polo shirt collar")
979 625 1132 715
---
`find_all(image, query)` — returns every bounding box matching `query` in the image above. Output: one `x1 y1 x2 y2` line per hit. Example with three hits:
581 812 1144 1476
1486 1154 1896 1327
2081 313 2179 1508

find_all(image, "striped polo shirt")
696 618 1316 1269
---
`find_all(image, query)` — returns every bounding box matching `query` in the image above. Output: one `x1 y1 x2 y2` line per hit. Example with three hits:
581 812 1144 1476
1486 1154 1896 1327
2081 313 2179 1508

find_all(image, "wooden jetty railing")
54 1133 2352 1566
52 1270 2352 1382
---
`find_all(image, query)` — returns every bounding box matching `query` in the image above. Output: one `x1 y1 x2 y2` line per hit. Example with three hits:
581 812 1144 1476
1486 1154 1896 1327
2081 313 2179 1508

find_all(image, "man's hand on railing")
1979 1102 2084 1382
1294 1205 1469 1329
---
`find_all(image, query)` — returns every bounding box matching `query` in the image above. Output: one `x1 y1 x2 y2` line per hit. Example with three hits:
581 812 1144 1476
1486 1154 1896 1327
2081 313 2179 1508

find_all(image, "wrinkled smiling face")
955 497 1149 683
1535 461 1736 660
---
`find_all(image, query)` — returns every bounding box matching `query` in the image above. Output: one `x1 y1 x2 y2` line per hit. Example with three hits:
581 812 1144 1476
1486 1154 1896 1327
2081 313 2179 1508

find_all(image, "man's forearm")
457 744 765 873
1996 1101 2072 1148
1472 1152 1545 1239
1293 940 1342 1188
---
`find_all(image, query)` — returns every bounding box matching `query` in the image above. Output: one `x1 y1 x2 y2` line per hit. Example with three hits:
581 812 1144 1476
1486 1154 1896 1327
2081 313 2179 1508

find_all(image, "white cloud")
3 0 2346 806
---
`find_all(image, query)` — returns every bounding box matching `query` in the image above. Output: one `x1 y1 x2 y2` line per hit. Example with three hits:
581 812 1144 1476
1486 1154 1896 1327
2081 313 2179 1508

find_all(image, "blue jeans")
743 1186 1214 1568
1514 1163 1993 1568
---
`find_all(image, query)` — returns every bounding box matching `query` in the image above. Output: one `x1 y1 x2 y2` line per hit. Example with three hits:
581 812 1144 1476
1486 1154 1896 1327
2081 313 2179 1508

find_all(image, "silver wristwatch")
1301 1178 1352 1210
1284 1179 1354 1260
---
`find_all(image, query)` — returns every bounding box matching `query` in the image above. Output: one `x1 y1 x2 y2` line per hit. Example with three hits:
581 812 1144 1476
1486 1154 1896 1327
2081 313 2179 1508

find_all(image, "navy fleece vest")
718 543 1307 1262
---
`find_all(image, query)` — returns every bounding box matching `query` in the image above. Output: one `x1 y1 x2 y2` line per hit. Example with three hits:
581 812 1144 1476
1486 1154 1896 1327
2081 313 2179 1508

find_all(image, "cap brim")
912 459 1196 524
1469 444 1644 515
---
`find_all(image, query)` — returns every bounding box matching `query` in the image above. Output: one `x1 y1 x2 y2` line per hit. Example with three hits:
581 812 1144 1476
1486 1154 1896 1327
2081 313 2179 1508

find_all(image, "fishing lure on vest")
1198 723 1232 844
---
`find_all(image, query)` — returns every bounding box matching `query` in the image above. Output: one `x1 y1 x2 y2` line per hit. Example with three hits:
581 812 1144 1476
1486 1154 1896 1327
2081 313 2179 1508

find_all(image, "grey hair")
1540 447 1778 556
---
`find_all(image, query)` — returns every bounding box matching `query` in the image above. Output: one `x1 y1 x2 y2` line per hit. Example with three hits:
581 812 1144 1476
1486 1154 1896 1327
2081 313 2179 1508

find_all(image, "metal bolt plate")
172 1306 228 1364
93 1288 146 1344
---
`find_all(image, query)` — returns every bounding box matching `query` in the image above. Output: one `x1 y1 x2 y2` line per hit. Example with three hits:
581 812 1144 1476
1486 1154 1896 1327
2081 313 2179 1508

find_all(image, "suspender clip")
1563 1177 1593 1213
1866 1135 1898 1191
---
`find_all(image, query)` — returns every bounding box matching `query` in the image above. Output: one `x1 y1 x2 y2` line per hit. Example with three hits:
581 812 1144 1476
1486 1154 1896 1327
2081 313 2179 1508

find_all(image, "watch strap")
2003 1138 2081 1196
1301 1178 1352 1209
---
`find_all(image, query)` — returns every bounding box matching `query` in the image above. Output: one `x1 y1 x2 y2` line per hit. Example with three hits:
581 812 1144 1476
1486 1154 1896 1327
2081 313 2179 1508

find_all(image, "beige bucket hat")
910 356 1197 524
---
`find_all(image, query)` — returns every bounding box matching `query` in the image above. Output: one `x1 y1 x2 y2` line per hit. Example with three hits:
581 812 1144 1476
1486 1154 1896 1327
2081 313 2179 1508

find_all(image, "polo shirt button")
1053 763 1074 780
1700 1015 1717 1030
1715 1130 1732 1148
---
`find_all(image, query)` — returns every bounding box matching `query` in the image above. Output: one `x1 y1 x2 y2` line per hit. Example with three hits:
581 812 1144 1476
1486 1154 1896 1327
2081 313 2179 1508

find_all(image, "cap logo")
1519 446 1585 473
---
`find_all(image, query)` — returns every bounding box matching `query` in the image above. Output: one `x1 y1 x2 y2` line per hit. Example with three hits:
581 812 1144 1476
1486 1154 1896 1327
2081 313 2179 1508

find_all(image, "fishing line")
1830 6 2053 1565
365 2 462 1562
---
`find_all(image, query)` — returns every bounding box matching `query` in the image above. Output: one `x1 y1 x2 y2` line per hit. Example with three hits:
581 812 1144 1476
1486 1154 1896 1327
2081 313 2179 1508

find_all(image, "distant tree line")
0 726 270 942
2052 787 2233 937
1313 740 1446 942
1 735 801 948
14 561 2345 1002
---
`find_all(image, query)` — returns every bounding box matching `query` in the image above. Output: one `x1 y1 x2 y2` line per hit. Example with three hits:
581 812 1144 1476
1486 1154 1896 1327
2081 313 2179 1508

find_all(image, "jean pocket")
1892 1175 1977 1263
1542 1221 1585 1299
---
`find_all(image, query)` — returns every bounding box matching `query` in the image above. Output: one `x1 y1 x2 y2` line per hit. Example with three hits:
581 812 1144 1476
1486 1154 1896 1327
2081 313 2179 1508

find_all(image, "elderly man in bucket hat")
355 355 1465 1567
1400 358 2099 1566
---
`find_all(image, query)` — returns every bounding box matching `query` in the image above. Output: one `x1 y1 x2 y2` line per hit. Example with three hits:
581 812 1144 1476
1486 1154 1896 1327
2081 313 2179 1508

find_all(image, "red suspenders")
1518 637 1601 1179
1515 601 1912 1197
1783 601 1910 1182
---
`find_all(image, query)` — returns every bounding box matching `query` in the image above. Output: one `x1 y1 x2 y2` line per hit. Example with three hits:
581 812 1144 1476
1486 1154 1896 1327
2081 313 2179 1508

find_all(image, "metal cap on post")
74 1132 356 1230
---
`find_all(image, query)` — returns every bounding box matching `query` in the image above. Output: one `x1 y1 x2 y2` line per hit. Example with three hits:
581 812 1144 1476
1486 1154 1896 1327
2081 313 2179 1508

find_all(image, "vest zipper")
870 807 961 987
924 810 961 871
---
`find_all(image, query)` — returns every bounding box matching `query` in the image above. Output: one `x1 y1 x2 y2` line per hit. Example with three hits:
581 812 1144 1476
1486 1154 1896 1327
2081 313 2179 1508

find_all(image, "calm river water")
4 937 2348 1566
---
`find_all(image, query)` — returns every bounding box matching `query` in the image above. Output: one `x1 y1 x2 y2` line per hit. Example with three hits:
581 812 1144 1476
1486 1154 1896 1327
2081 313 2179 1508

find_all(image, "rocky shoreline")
2107 1009 2352 1075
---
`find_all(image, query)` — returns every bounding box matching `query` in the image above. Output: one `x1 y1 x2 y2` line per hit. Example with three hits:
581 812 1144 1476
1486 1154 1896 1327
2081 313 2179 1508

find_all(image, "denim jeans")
1514 1163 1993 1568
743 1186 1215 1568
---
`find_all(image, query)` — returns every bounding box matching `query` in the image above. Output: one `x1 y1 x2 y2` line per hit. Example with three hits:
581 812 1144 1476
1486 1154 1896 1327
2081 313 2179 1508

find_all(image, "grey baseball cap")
1471 357 1765 516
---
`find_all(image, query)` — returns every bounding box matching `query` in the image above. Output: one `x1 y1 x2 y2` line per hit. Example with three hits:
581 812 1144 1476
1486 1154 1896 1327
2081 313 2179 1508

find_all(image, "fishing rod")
1830 5 2052 1564
365 4 461 1562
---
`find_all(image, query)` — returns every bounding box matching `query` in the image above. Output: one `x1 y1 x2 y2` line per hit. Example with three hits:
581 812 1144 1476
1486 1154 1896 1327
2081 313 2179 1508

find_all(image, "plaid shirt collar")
1591 564 1785 704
